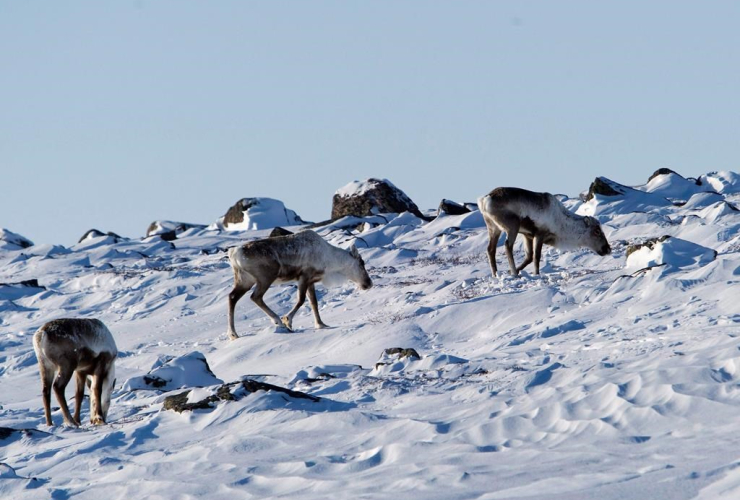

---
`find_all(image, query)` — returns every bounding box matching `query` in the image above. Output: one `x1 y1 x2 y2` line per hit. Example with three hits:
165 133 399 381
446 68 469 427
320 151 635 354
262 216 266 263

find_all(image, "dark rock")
143 375 168 388
240 379 321 401
384 347 421 360
0 427 50 441
223 199 253 226
0 279 44 289
438 199 471 216
268 227 293 238
647 168 682 183
146 221 206 240
0 229 33 249
626 235 671 258
584 177 623 200
219 198 304 230
163 379 319 413
332 178 429 220
78 229 125 244
374 347 422 369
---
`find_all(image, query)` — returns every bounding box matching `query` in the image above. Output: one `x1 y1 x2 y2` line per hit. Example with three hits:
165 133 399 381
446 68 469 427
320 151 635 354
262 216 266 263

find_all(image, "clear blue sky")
2 1 738 245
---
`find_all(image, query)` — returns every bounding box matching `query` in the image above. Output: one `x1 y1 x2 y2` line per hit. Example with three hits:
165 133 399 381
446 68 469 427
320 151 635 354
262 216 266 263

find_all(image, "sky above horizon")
2 1 739 245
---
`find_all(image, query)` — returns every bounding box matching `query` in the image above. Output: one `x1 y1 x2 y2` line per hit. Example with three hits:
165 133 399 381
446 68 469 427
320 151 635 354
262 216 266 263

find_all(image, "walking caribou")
226 230 372 339
33 318 117 426
478 187 611 277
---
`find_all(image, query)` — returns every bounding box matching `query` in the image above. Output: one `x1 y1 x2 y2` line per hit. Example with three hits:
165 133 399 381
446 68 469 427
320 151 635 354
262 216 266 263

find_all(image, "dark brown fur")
34 319 117 427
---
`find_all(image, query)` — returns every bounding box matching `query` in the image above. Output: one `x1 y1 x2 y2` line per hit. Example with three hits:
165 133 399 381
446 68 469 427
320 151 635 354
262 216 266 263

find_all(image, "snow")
1 174 740 499
698 171 740 194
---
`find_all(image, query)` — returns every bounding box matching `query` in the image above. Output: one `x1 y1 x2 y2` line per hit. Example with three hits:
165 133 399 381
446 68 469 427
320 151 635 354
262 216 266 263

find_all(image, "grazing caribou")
227 230 372 339
33 319 117 426
478 187 611 277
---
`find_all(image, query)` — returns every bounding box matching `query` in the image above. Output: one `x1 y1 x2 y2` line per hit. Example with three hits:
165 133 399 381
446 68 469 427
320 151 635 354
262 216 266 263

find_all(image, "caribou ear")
349 245 359 258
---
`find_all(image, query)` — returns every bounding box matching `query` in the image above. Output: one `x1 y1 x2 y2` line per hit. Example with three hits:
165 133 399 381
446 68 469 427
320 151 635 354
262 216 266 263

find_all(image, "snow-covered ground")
2 171 740 499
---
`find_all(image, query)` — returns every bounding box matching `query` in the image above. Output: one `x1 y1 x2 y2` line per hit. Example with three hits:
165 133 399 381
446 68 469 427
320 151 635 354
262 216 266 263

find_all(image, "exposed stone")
240 379 320 401
374 347 422 369
647 168 682 183
626 235 671 258
438 199 471 216
146 221 206 241
332 178 429 220
384 347 421 360
219 198 304 230
78 229 125 244
584 177 623 200
268 227 293 238
162 379 319 413
0 427 50 441
0 229 33 249
0 279 43 289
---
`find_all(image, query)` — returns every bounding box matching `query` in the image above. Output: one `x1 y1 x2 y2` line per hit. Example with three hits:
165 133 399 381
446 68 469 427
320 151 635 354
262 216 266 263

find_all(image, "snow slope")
2 172 740 499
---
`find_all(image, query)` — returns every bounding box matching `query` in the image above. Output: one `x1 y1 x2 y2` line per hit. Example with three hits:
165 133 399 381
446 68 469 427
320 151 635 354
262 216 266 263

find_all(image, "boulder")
438 199 471 216
122 352 223 392
78 229 125 244
215 198 305 231
578 177 675 216
625 235 717 271
647 168 682 183
162 379 319 413
332 178 428 220
146 221 206 241
696 171 740 194
268 227 293 238
374 347 421 369
0 229 33 250
583 177 622 200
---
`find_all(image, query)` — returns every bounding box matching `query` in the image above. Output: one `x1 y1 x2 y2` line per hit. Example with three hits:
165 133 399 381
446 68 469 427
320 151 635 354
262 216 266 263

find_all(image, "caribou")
227 230 372 339
478 187 611 276
33 318 117 426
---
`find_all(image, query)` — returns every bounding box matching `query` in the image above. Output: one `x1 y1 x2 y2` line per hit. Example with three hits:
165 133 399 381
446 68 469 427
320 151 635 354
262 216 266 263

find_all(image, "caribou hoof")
315 323 330 329
90 416 105 426
280 316 293 331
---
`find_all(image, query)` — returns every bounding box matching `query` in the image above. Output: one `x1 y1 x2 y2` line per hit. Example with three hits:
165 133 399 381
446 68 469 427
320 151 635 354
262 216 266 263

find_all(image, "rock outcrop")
332 178 427 220
146 221 206 241
215 198 305 231
437 199 471 216
78 229 125 244
163 379 320 413
0 229 33 250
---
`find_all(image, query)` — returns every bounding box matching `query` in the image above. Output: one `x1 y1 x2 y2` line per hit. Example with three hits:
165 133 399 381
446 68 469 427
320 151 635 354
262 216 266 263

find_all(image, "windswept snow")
2 172 740 499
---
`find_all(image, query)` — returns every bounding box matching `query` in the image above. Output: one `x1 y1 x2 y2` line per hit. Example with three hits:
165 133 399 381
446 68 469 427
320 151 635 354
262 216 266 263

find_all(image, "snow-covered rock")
122 352 223 392
578 176 675 217
625 235 717 271
0 229 33 251
213 197 305 231
437 199 471 216
697 170 740 194
146 220 206 240
332 178 426 220
639 168 710 202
